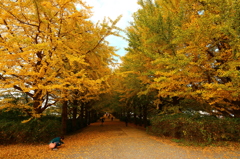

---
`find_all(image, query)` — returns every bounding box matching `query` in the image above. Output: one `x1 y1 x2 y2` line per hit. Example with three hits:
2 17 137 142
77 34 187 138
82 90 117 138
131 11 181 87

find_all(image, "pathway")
0 118 239 159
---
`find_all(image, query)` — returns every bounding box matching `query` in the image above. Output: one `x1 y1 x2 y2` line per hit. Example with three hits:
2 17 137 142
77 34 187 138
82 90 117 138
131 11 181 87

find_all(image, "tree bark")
143 105 148 128
85 104 89 126
72 100 78 131
158 96 164 111
139 106 142 126
133 104 137 125
61 101 68 136
80 102 84 128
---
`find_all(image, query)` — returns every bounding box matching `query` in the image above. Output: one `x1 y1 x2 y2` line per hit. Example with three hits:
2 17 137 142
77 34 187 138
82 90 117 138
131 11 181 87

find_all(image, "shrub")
0 116 61 144
149 114 240 144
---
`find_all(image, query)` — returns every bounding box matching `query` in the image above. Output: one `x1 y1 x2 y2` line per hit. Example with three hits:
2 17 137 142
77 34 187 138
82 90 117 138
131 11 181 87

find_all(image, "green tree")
124 0 240 117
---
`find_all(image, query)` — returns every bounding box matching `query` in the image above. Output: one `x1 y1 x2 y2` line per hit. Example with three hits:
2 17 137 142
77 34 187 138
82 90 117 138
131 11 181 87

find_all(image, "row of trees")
0 0 121 134
112 0 240 121
1 0 239 135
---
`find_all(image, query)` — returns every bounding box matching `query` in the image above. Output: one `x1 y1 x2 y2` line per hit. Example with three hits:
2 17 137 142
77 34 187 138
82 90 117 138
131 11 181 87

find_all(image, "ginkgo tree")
124 0 240 117
111 49 156 127
124 0 184 113
0 0 121 121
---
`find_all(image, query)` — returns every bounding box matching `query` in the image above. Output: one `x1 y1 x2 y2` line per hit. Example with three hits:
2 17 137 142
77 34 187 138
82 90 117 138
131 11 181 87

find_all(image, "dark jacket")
49 137 64 144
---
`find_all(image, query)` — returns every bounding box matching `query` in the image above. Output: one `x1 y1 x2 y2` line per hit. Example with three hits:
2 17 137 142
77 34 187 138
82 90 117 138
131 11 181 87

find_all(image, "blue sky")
86 0 140 62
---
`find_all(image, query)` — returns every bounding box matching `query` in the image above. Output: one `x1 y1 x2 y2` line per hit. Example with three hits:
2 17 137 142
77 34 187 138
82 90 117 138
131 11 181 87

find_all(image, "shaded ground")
0 118 239 159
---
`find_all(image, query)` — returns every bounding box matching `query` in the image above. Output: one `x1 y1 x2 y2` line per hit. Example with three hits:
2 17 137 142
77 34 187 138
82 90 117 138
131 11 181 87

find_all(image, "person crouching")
49 136 64 150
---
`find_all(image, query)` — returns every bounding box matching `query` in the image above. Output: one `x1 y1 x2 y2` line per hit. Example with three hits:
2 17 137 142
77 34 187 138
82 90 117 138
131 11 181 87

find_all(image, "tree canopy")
0 0 121 120
118 0 240 117
1 0 240 121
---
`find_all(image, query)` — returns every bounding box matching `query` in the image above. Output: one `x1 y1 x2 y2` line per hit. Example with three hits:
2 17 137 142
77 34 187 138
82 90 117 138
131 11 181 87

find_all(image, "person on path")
101 117 105 126
111 117 114 121
49 136 64 150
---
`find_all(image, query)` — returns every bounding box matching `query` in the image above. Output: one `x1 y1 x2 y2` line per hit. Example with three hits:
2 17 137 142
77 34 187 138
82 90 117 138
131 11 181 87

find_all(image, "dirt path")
0 118 239 159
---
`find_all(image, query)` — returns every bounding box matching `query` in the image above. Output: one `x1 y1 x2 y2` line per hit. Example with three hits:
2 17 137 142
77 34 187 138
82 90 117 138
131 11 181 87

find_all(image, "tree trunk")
172 96 182 113
61 101 68 136
133 104 137 125
80 102 84 128
85 104 89 126
143 105 148 128
139 106 142 126
172 96 180 106
158 96 164 111
72 100 78 131
88 111 91 125
86 102 92 125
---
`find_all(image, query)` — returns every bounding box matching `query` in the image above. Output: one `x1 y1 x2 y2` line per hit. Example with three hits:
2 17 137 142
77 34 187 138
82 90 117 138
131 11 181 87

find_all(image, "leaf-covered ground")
0 118 239 159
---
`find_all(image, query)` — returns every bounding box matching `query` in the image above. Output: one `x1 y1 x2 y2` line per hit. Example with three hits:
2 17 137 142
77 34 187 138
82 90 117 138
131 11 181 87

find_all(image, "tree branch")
13 85 33 98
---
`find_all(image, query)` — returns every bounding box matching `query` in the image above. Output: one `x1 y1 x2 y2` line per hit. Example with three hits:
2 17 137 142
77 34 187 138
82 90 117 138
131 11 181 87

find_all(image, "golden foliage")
0 0 121 118
122 0 240 116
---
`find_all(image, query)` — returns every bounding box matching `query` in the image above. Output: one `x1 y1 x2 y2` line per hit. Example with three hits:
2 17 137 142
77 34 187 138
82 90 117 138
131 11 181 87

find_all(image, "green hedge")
149 114 240 143
0 116 61 144
0 109 100 144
